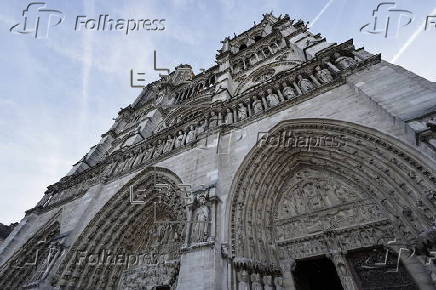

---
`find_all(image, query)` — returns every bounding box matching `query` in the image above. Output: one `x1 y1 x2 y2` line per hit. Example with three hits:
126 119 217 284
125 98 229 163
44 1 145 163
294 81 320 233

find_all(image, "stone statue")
282 82 296 100
253 97 263 114
208 111 218 129
191 206 209 243
197 120 207 134
238 270 250 290
144 144 154 160
266 88 280 107
297 75 314 94
251 273 262 290
185 125 196 144
238 103 247 120
274 276 284 290
225 109 233 124
315 65 333 83
263 275 274 290
163 135 174 153
334 52 356 69
152 140 163 158
174 131 185 148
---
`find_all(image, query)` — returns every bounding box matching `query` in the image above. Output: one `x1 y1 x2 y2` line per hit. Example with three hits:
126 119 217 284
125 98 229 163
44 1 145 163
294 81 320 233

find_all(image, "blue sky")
0 0 435 224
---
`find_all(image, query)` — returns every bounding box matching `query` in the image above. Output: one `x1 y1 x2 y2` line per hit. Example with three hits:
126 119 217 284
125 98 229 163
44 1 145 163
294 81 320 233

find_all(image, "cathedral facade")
1 13 436 290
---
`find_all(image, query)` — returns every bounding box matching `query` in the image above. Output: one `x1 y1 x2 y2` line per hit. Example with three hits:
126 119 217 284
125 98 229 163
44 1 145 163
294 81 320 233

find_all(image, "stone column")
279 259 296 290
292 81 302 95
208 189 218 242
184 203 193 246
247 100 253 117
310 75 321 87
329 252 359 290
275 85 285 102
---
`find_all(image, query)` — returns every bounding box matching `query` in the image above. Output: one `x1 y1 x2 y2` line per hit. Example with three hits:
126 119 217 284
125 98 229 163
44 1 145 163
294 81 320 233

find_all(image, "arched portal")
53 167 186 289
0 219 61 289
228 119 436 289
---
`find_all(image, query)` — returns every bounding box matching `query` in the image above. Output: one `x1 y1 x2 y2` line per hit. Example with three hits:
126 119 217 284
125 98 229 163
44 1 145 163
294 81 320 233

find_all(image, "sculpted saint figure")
197 119 207 134
174 131 185 148
225 109 233 124
297 75 314 94
263 276 274 290
185 125 196 144
315 65 333 83
282 82 296 100
238 270 250 290
192 206 209 243
253 97 263 114
208 111 218 129
144 144 154 160
274 276 284 290
152 140 163 158
266 88 280 107
163 135 174 153
334 52 356 69
251 273 263 290
238 103 247 120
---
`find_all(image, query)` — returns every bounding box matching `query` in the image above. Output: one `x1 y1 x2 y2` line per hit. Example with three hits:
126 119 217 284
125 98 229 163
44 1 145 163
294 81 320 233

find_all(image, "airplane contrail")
309 0 335 28
391 8 436 63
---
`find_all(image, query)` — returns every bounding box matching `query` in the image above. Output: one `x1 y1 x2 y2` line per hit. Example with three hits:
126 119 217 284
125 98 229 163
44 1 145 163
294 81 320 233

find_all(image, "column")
326 61 340 73
329 252 359 290
292 81 302 95
276 85 285 102
310 75 321 87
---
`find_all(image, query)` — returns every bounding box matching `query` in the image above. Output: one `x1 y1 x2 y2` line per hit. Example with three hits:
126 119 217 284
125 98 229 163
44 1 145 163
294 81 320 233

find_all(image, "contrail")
391 8 436 63
309 0 335 28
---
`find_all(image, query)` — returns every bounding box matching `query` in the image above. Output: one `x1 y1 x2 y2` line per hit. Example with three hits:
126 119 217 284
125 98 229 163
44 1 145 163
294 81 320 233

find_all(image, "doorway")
293 256 343 290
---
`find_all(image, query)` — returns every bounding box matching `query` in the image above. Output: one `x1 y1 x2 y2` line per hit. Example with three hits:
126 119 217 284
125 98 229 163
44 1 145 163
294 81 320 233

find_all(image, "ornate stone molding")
228 118 436 274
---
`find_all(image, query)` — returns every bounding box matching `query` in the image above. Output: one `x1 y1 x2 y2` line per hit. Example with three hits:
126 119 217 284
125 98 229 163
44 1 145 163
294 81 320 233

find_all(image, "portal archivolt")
228 119 436 289
53 167 186 289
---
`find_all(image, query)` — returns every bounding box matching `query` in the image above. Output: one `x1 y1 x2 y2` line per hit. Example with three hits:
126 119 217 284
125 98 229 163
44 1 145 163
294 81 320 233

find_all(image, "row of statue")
110 55 358 176
233 40 282 74
237 270 285 290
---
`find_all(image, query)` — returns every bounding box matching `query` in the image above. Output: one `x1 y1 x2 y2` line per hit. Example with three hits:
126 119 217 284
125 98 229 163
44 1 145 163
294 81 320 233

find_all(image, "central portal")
294 257 343 290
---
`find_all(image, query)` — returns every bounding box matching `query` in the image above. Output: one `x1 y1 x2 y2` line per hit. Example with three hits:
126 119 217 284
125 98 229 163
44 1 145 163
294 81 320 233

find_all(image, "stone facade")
1 13 436 290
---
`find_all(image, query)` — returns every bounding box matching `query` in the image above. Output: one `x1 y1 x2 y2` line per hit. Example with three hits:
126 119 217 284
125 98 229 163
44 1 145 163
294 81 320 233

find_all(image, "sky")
0 0 435 224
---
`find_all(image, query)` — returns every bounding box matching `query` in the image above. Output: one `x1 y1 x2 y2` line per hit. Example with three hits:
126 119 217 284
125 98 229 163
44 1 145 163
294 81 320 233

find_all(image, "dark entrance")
155 286 170 290
293 256 343 290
